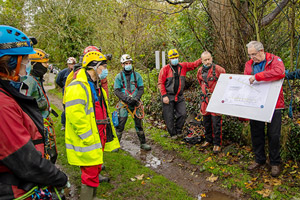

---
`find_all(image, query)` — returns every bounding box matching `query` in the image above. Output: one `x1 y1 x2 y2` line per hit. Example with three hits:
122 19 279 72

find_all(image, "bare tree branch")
260 0 290 27
165 0 194 5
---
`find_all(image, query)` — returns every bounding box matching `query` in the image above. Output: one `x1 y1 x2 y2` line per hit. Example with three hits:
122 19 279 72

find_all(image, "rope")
287 78 294 118
54 187 62 200
117 101 145 119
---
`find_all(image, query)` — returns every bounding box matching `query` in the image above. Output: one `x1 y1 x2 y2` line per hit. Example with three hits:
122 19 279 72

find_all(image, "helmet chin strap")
0 55 22 81
12 56 22 81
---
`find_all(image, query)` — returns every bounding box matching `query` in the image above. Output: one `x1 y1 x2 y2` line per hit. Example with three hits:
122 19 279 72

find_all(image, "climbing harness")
199 64 217 115
120 71 138 96
116 100 145 119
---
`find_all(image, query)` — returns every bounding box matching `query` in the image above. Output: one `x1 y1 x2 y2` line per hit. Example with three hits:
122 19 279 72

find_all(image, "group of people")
158 41 285 178
0 24 286 200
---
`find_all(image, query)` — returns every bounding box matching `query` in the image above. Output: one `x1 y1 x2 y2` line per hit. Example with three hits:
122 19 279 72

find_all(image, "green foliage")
286 122 300 161
222 116 251 146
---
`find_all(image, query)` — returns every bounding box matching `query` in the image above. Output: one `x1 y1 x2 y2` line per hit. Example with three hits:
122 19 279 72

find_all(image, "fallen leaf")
256 189 272 198
205 157 212 162
135 174 144 180
206 174 218 183
141 181 146 185
200 193 206 197
272 179 281 186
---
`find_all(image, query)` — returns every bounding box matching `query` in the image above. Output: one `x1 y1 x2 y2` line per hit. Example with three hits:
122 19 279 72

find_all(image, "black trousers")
203 115 222 146
250 109 282 166
162 100 187 136
116 116 143 133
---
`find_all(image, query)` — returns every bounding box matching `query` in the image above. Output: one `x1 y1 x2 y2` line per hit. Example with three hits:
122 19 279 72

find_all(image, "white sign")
206 74 283 122
155 51 160 70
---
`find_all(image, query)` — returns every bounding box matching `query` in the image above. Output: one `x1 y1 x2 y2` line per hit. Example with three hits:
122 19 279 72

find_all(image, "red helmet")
83 46 100 55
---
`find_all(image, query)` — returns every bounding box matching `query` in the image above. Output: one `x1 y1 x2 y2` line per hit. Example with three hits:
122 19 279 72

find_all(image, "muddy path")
45 72 244 200
121 131 244 200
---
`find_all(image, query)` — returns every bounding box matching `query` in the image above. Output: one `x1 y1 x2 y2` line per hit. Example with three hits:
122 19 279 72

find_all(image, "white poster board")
206 74 283 122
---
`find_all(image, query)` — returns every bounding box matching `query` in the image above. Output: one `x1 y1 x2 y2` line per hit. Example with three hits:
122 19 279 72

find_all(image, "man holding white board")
244 41 285 177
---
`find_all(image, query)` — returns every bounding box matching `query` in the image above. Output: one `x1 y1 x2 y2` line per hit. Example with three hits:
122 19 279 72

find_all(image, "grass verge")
49 89 194 200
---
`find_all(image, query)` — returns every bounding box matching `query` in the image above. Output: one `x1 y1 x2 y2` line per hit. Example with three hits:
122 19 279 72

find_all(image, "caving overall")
114 69 150 150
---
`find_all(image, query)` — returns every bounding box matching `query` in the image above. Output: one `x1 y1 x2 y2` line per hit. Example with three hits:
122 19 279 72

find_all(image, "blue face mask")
125 64 132 71
170 58 179 66
25 62 31 75
98 69 108 80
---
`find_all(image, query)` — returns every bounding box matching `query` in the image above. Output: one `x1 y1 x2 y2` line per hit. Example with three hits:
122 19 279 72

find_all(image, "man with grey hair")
197 51 225 153
244 41 285 177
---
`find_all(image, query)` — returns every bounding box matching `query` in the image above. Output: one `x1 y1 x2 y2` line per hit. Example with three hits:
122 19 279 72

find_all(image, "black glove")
129 98 139 107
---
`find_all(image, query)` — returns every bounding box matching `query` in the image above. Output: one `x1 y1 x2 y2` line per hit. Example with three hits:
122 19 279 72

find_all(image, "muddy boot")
80 184 94 200
137 131 151 151
99 174 110 183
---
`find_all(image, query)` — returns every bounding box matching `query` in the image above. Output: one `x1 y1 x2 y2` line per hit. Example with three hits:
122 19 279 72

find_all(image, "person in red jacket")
244 41 285 177
158 49 202 138
197 51 225 153
0 25 68 199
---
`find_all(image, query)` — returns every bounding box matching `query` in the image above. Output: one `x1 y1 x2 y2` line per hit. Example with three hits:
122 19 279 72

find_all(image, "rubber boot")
99 174 110 183
80 184 94 200
137 131 151 151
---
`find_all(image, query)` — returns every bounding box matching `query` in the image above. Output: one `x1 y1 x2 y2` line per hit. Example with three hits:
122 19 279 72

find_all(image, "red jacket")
197 64 226 115
0 80 67 199
244 52 285 109
158 58 202 102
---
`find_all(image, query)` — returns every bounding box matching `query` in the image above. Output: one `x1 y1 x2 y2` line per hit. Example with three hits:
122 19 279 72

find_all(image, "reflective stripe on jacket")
65 68 103 166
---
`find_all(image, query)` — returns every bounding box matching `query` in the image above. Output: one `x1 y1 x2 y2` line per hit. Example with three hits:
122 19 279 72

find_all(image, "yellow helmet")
82 51 107 68
168 49 179 59
29 48 49 63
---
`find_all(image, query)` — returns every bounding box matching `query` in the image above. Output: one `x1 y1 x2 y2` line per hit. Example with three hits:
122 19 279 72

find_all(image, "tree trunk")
207 0 247 73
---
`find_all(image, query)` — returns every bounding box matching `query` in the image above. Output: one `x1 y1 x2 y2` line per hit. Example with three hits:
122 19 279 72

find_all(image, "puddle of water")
198 191 232 200
145 154 162 168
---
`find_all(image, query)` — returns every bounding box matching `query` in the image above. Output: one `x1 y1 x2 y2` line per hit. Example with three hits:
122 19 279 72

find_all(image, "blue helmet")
0 25 36 58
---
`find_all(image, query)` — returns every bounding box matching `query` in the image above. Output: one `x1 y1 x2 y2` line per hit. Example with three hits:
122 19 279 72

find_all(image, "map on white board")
222 76 270 108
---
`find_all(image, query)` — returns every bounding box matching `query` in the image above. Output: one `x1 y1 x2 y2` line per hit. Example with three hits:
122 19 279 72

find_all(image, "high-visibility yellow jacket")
64 69 120 153
65 68 103 166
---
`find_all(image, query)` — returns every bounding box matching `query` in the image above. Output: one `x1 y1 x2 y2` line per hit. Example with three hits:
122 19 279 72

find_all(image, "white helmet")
67 57 76 64
120 54 133 63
